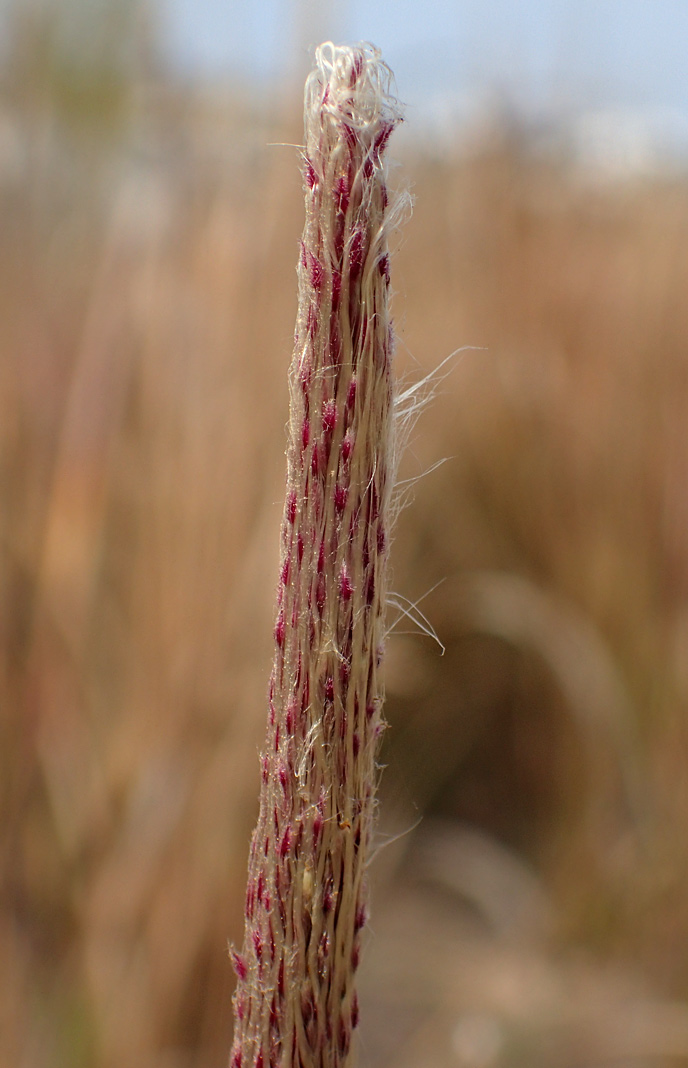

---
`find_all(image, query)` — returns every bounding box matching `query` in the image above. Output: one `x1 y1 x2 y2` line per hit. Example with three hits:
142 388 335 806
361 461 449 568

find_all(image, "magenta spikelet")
230 42 403 1068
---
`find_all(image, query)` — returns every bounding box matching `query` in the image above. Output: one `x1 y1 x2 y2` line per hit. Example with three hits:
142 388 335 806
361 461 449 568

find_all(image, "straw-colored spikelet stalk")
230 43 403 1068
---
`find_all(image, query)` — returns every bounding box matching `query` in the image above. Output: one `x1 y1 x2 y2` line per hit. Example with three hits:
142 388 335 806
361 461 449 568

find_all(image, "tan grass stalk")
230 42 403 1068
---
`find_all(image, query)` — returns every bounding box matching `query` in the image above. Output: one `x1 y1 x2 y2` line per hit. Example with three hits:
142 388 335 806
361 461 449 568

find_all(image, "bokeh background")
2 1 688 1066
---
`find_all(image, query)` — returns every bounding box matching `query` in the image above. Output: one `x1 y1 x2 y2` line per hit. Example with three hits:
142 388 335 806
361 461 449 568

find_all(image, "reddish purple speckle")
334 483 348 514
378 252 390 284
261 755 269 784
351 993 360 1029
353 732 361 757
279 826 291 859
373 122 394 160
297 534 304 564
274 611 285 647
301 418 310 449
334 225 345 263
278 763 288 794
287 491 297 524
341 121 357 151
308 251 324 290
280 557 290 586
304 157 317 188
335 175 350 216
341 432 353 462
319 931 331 960
323 885 333 914
231 951 248 981
355 903 368 931
270 995 279 1030
316 574 326 614
231 1051 242 1068
340 660 350 687
245 880 255 919
377 523 386 553
322 399 336 434
317 540 325 573
332 269 342 306
338 1018 351 1055
313 812 323 847
278 957 285 998
252 931 263 962
370 482 379 520
256 1052 264 1068
339 563 353 600
325 676 335 702
300 353 312 393
351 942 360 971
311 443 323 477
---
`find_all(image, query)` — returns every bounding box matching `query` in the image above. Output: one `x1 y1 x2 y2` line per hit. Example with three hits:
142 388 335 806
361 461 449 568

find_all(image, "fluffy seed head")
230 41 403 1068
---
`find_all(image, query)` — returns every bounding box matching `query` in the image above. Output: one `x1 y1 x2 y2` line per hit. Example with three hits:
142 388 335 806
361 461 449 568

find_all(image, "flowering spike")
230 42 403 1068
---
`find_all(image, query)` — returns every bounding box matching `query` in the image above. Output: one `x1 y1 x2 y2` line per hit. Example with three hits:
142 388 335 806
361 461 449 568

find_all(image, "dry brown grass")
2 77 688 1068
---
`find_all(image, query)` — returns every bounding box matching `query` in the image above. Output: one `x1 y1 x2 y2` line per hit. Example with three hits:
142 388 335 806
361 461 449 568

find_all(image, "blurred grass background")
2 3 688 1067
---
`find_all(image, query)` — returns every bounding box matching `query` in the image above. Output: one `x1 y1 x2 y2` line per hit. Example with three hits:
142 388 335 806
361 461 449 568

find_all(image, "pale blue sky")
159 0 688 119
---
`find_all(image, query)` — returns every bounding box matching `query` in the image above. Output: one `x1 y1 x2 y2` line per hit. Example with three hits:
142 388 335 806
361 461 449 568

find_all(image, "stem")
231 42 403 1068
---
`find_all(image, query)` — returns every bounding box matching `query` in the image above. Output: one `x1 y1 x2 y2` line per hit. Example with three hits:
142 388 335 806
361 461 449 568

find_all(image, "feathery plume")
230 42 404 1068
